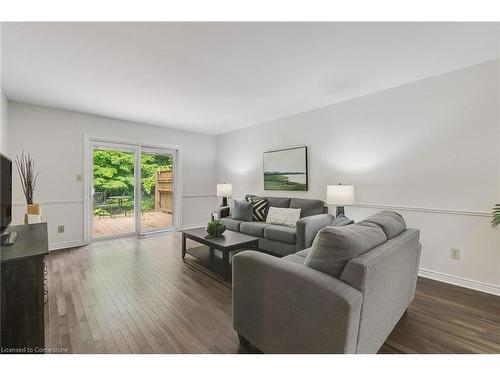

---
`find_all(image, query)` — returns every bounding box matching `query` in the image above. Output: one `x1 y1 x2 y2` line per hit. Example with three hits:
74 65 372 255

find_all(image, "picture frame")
263 146 308 191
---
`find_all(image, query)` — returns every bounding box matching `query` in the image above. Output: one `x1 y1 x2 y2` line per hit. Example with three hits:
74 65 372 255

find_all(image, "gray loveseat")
232 211 421 353
219 195 333 256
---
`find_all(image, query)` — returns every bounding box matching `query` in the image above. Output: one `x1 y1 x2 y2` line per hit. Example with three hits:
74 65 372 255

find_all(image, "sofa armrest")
296 213 333 250
216 206 230 219
232 251 362 353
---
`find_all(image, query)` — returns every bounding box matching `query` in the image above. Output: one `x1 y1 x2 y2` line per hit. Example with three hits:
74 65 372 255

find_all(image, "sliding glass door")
90 141 176 241
140 148 175 234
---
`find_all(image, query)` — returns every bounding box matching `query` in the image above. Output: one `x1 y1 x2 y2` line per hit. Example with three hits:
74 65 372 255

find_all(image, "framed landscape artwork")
263 146 308 191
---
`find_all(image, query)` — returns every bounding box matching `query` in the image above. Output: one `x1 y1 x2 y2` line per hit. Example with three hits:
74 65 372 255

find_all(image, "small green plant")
93 207 108 217
492 204 500 228
205 220 226 239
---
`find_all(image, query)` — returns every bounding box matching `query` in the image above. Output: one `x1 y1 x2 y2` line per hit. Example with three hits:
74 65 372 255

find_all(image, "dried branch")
15 151 38 205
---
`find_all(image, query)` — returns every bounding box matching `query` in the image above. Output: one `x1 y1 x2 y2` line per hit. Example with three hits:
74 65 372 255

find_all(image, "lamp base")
336 206 345 217
221 197 228 207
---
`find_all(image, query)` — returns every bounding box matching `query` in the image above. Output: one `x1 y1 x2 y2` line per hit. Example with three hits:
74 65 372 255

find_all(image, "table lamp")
327 184 355 217
217 183 232 207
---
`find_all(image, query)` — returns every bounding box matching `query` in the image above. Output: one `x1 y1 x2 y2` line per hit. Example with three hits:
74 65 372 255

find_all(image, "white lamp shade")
217 183 233 197
327 185 355 205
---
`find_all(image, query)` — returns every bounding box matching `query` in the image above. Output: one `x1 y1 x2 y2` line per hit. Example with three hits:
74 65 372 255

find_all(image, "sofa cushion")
304 223 387 277
283 247 312 264
362 211 406 239
295 248 310 258
245 195 291 209
240 222 271 237
221 218 243 232
266 207 301 228
259 237 297 256
264 225 297 245
283 254 306 265
266 196 291 208
231 200 253 221
289 198 325 218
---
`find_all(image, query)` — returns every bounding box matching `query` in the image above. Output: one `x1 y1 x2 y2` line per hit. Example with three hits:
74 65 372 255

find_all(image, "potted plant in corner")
492 204 500 228
15 152 40 224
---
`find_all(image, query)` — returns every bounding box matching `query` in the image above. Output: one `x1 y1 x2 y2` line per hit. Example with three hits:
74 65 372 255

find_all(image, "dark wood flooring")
44 231 500 354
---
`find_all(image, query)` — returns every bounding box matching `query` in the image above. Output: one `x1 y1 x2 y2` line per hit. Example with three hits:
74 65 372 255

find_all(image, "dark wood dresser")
1 223 49 354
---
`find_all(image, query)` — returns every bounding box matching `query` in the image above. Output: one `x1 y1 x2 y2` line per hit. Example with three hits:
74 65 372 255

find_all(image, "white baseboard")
49 240 86 251
181 222 206 230
418 268 500 296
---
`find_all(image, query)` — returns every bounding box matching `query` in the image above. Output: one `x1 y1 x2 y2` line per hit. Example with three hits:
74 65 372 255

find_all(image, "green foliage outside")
93 150 172 216
140 195 155 212
93 150 135 195
93 207 108 218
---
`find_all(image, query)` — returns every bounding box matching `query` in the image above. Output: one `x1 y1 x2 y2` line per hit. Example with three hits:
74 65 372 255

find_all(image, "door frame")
83 134 182 244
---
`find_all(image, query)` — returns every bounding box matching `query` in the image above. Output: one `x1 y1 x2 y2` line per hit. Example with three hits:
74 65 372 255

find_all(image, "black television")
1 153 12 234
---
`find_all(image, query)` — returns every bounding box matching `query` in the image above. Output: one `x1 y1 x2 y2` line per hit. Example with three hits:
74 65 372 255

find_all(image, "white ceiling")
2 22 499 135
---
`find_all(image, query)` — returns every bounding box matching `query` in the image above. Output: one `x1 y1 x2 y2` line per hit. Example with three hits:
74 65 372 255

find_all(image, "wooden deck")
45 231 500 354
93 211 172 237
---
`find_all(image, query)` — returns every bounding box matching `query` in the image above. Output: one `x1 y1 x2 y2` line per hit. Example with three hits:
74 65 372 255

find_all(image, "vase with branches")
492 204 500 228
15 152 40 219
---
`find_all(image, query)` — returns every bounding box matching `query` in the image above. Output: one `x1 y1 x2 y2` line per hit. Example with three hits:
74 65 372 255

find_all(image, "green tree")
93 150 172 199
140 154 172 195
93 150 135 196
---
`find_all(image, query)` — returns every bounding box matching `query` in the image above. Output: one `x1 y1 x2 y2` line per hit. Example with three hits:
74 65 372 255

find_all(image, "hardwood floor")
45 231 500 354
381 277 500 353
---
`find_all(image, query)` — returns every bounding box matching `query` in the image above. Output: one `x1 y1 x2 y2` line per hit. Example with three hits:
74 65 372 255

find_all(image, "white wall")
216 60 500 294
8 102 217 249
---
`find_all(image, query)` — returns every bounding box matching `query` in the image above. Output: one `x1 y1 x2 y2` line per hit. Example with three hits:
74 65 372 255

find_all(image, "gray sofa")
219 196 333 256
232 212 421 353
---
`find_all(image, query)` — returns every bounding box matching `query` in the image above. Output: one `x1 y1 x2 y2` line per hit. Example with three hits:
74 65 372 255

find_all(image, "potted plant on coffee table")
205 220 226 239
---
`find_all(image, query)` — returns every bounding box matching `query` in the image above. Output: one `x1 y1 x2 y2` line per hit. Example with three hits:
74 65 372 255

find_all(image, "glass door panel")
140 149 175 233
92 146 136 239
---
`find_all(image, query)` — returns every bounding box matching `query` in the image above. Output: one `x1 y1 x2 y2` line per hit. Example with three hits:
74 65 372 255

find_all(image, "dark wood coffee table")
182 228 259 280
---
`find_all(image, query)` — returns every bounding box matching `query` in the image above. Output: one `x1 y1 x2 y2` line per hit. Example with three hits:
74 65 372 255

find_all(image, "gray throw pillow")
231 200 253 221
332 214 354 226
304 223 387 277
